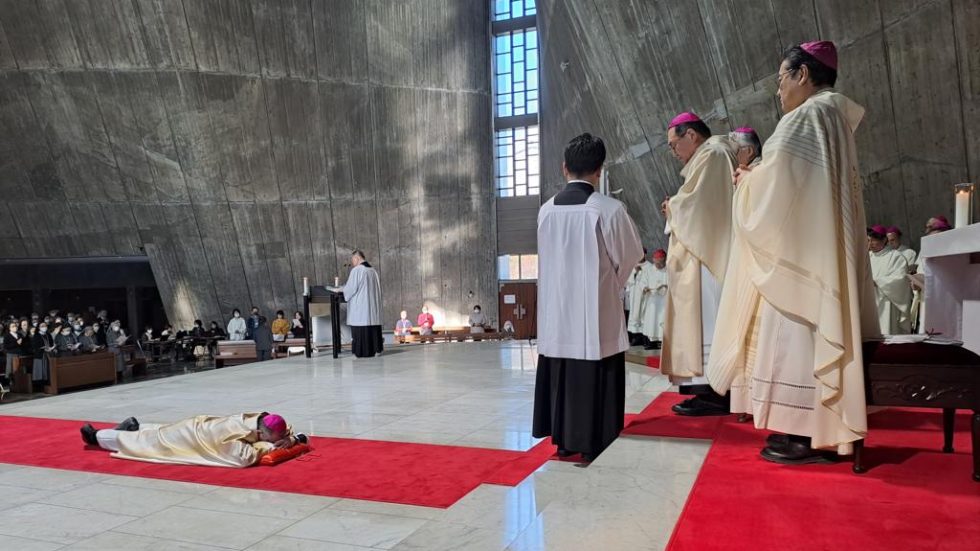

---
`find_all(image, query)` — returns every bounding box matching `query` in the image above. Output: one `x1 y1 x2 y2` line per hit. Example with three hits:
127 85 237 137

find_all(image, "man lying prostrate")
80 412 308 468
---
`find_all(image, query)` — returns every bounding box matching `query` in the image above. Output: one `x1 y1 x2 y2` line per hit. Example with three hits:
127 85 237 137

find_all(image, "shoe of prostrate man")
760 440 837 465
115 417 140 431
671 396 729 417
80 423 98 446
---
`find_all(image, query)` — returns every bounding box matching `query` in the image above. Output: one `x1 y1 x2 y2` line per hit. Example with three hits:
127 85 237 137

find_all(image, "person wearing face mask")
106 321 128 374
56 325 81 355
417 306 435 336
31 322 55 382
3 321 28 391
227 309 247 341
72 321 84 339
468 305 486 334
291 311 305 338
79 326 103 352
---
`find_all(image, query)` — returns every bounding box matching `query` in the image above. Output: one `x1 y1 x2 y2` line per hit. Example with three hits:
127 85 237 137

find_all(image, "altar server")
869 226 912 334
706 41 880 464
80 413 305 468
343 250 384 358
533 133 644 462
660 111 737 416
634 249 668 349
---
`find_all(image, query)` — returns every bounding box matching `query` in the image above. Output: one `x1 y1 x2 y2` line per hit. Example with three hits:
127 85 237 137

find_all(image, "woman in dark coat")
31 322 55 382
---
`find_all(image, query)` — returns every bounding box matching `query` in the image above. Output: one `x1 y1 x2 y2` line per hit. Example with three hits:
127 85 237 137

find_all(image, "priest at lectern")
343 250 384 358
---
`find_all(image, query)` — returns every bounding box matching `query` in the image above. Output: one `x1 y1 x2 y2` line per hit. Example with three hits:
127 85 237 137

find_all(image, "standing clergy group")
535 40 884 466
627 249 668 350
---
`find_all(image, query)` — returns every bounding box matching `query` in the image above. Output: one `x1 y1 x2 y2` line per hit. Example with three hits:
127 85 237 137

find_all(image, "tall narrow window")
491 1 538 198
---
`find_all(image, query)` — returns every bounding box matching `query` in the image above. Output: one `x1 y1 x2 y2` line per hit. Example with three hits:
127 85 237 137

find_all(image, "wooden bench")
214 340 258 368
274 338 307 357
397 328 509 344
854 341 979 481
45 351 116 395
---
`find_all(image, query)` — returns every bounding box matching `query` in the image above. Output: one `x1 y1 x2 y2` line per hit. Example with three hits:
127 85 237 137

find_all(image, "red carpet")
646 355 660 369
623 391 724 440
666 409 980 551
0 416 555 508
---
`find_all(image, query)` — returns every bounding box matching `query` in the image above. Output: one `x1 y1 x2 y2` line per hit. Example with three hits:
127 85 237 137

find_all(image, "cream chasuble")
705 90 880 452
113 413 293 467
870 248 912 334
661 135 736 379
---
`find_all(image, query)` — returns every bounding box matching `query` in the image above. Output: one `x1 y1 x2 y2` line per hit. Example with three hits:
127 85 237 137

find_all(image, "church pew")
214 340 258 368
45 351 116 395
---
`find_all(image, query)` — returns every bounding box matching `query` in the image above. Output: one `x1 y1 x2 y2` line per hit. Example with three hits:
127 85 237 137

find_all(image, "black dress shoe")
670 397 697 413
80 423 98 446
672 396 730 417
760 441 836 465
295 433 308 445
115 417 139 431
556 448 574 458
580 453 597 462
766 433 790 449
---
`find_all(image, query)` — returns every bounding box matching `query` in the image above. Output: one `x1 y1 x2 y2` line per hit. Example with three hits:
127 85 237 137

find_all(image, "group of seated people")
224 307 306 342
1 308 129 392
867 216 952 335
392 305 489 338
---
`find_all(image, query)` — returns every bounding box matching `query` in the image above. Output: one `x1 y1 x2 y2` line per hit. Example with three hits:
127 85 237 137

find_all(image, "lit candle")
334 276 340 287
303 277 309 296
954 183 974 229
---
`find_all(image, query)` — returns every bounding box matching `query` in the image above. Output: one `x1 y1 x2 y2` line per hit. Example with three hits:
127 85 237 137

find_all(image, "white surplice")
537 188 644 361
343 263 383 327
870 248 912 334
629 264 668 341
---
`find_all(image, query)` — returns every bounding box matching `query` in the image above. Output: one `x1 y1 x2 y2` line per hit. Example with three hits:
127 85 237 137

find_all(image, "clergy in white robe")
343 250 384 358
705 41 881 464
886 226 917 268
81 412 300 468
628 249 668 346
660 112 737 416
869 227 912 334
626 258 649 343
533 133 644 461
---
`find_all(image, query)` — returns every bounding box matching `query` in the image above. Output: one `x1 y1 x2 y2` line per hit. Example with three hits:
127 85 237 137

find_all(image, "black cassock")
351 325 383 358
532 353 626 456
531 181 628 457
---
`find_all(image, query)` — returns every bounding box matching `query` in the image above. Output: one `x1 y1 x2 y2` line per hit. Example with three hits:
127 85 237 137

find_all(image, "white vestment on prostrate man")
629 264 668 341
705 90 880 452
870 248 912 334
661 135 736 384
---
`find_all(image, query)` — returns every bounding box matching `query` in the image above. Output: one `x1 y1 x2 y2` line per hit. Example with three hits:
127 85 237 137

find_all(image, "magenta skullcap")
734 127 756 134
262 414 287 434
668 112 702 129
869 224 888 236
652 249 667 259
800 41 838 70
886 226 902 235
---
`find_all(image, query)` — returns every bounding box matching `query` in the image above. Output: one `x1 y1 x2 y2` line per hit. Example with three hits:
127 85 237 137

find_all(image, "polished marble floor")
0 342 706 550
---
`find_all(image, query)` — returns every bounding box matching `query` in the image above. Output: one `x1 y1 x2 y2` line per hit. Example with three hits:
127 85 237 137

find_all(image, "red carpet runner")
622 396 980 551
0 416 555 508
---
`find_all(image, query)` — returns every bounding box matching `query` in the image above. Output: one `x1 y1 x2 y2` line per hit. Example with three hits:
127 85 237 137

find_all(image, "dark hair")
251 306 259 312
258 316 268 325
737 130 762 159
473 305 482 310
210 321 219 327
194 319 202 326
294 311 303 318
564 133 606 176
232 308 241 315
276 310 285 317
782 45 837 87
351 249 366 261
867 227 886 240
673 120 711 141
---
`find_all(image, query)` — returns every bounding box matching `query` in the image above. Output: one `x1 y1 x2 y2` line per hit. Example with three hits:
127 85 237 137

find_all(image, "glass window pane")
497 255 511 280
493 28 539 117
520 254 538 279
509 255 521 279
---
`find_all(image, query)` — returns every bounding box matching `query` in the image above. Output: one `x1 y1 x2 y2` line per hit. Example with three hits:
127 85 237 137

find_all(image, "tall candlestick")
954 183 974 229
334 276 340 287
302 277 309 296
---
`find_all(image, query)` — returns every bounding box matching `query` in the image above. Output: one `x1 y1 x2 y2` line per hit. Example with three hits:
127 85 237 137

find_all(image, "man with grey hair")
343 250 384 358
730 126 762 170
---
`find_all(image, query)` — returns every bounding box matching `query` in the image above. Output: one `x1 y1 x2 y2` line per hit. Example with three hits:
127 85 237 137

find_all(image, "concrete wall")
538 0 980 252
0 0 496 328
